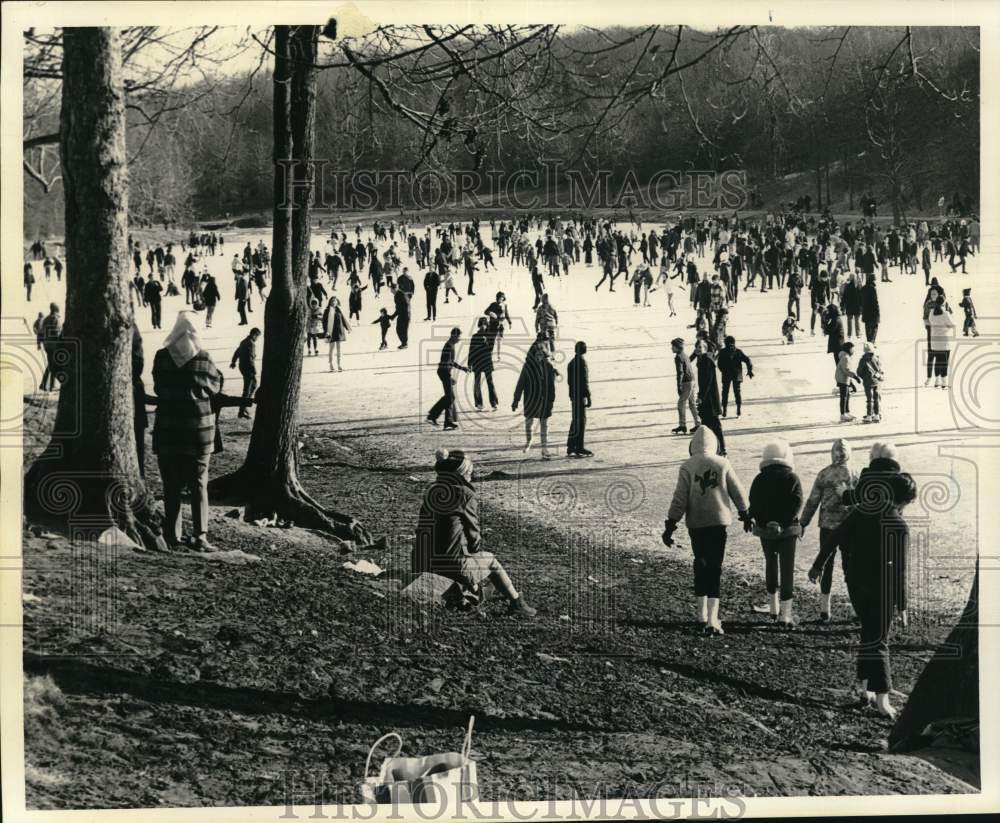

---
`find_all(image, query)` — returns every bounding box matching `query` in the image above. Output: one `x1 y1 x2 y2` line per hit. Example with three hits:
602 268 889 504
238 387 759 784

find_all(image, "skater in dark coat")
468 317 498 411
512 337 558 459
716 336 754 418
693 338 727 456
823 303 846 365
861 276 881 343
566 341 592 457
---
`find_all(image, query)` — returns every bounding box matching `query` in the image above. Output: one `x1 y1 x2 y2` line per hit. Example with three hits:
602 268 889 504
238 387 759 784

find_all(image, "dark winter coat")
513 351 557 419
748 464 803 530
412 472 481 579
861 282 880 324
467 330 494 374
151 349 223 457
695 353 722 417
716 347 753 383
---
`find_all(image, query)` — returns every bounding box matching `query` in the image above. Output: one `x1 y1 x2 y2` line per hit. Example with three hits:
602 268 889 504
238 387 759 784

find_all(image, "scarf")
162 310 202 367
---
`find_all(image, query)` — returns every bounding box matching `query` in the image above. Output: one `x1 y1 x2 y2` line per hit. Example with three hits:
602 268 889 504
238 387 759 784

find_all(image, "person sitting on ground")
412 448 536 618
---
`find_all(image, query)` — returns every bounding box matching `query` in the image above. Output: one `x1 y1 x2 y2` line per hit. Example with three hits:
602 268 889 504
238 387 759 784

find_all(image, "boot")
820 592 832 622
507 596 537 619
696 595 708 627
778 598 797 628
671 425 688 434
875 692 897 719
768 591 780 621
704 597 724 635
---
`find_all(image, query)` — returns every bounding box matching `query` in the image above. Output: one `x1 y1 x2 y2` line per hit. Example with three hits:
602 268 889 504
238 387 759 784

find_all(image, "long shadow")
23 652 616 735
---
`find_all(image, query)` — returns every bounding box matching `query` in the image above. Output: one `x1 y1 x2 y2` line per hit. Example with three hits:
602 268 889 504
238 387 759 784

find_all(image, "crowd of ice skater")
23 199 980 725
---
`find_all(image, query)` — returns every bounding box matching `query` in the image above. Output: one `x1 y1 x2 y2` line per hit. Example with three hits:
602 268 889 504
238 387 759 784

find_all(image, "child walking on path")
748 440 804 627
661 427 751 636
803 439 859 622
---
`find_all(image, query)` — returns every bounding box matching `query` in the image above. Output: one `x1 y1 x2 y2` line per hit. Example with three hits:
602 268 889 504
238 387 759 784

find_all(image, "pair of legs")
864 384 881 417
838 382 851 416
567 399 588 455
721 377 742 417
762 537 797 619
815 527 851 617
523 416 549 453
158 453 211 547
328 340 343 371
690 525 726 633
428 372 458 426
864 321 878 342
697 406 726 454
240 373 257 417
473 369 498 409
676 382 698 430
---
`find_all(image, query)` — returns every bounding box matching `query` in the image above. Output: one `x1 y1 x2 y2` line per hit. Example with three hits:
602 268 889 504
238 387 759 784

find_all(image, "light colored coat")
666 427 748 529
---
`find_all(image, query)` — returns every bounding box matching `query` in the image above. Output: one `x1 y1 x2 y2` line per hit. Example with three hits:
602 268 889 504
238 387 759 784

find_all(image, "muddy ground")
20 395 979 809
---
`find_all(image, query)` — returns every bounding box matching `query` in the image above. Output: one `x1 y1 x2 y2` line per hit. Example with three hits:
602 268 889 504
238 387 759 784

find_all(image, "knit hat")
869 442 899 462
760 439 794 470
863 341 875 353
435 447 472 476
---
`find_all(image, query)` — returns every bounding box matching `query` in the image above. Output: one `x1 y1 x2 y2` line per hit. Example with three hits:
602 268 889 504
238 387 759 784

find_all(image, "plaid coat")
151 349 223 457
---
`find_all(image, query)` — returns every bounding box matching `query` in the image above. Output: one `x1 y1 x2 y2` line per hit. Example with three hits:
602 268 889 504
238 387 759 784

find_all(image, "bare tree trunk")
890 571 978 753
23 28 164 551
208 25 372 549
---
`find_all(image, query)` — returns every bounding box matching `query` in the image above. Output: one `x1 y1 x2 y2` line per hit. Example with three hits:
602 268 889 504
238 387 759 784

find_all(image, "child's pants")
816 528 845 595
761 536 797 601
677 381 698 428
690 526 727 598
838 382 851 415
864 384 880 416
721 377 742 415
963 316 977 336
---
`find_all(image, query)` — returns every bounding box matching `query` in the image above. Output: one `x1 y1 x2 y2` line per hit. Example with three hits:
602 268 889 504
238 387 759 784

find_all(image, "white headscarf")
162 310 203 367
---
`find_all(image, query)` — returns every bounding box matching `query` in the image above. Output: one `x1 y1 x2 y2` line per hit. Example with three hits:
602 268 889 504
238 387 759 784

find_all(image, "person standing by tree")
427 327 467 430
230 327 260 419
566 341 593 457
152 311 223 552
39 303 63 392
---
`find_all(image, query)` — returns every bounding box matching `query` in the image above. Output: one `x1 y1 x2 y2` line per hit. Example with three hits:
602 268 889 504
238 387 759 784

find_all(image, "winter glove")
738 510 753 532
807 565 820 584
511 402 518 412
747 370 754 379
585 397 592 408
661 519 678 547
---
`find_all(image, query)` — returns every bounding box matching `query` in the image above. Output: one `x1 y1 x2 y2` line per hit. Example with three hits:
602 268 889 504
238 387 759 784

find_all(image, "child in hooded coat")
803 439 859 621
661 427 751 636
857 341 885 423
748 440 804 627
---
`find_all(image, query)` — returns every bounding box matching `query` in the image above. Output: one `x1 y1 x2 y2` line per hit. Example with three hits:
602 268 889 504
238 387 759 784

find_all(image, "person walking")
512 336 558 459
861 275 880 343
202 275 221 328
235 271 250 326
229 327 260 419
661 426 751 635
566 341 593 457
748 440 804 627
144 277 164 329
535 293 559 354
151 311 224 552
717 335 753 418
427 327 467 430
821 464 917 719
803 439 859 622
24 261 35 302
324 296 350 372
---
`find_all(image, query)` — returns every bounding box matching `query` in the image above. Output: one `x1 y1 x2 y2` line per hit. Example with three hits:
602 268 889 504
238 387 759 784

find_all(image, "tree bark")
23 28 164 551
889 571 979 753
208 25 372 549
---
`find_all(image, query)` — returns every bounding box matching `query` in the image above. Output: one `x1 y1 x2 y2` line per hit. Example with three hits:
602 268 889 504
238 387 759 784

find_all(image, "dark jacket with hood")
748 461 803 536
412 470 481 579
